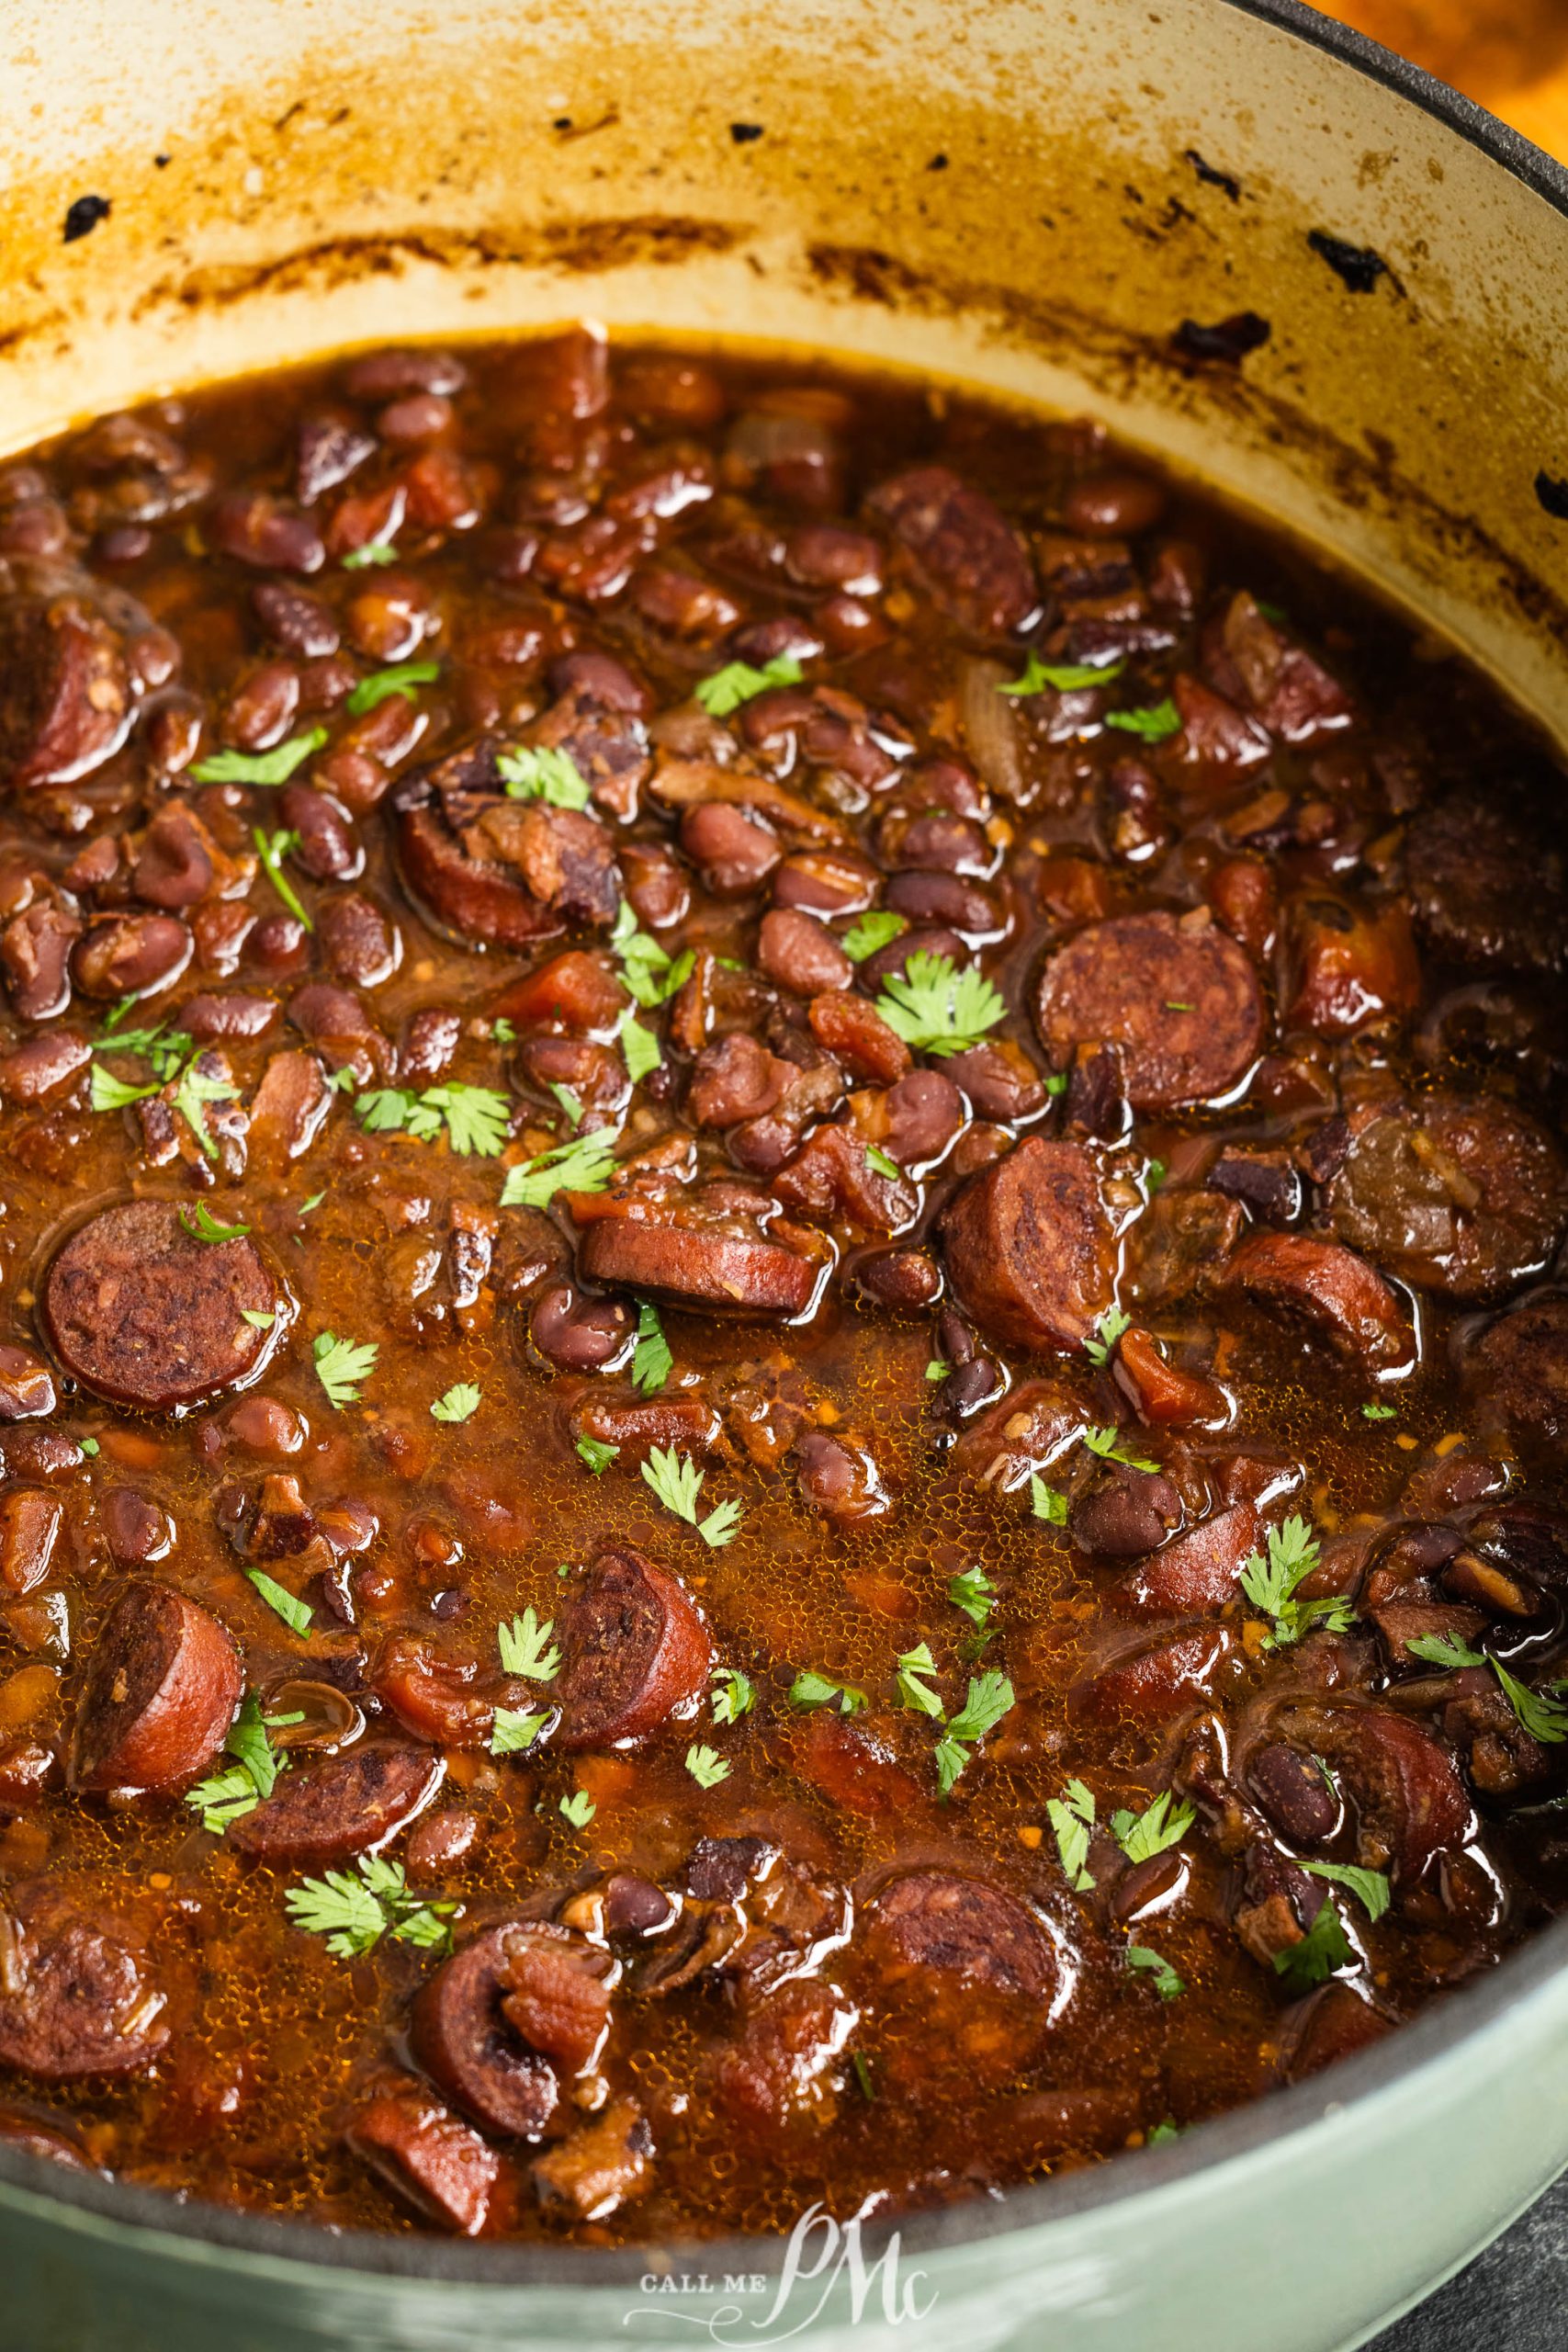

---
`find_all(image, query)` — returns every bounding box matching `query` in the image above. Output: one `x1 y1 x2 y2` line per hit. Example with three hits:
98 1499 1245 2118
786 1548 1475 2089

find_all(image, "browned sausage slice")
0 576 133 792
1467 1295 1568 1445
1326 1095 1568 1302
1272 1702 1472 1882
41 1200 282 1412
1109 1502 1260 1615
1069 1623 1241 1724
393 737 620 952
940 1135 1115 1353
554 1544 713 1751
1217 1232 1412 1367
1034 912 1263 1111
347 2086 499 2234
411 1924 560 2140
577 1217 819 1318
228 1744 444 1866
0 1885 168 2078
73 1579 242 1792
1405 793 1568 977
866 467 1037 637
863 1871 1055 2090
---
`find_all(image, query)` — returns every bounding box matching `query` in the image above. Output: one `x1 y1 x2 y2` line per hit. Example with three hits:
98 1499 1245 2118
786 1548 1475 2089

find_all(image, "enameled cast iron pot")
2 3 1566 2345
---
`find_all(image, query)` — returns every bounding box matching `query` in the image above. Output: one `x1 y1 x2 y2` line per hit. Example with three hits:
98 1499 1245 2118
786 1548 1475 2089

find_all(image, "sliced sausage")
940 1135 1115 1353
41 1200 282 1412
0 577 133 791
73 1579 242 1792
1466 1295 1568 1446
554 1544 712 1751
1034 911 1263 1111
1270 1702 1472 1881
1326 1094 1568 1303
392 737 619 952
411 1924 560 2139
1217 1232 1411 1366
1110 1502 1260 1615
1069 1623 1240 1724
348 2086 499 2234
866 467 1036 637
863 1871 1054 2089
227 1744 444 1866
0 1885 168 2078
1405 793 1568 977
577 1216 818 1318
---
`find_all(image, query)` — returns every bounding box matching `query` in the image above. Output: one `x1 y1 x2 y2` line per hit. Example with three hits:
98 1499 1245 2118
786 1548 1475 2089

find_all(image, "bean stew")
0 329 1565 2243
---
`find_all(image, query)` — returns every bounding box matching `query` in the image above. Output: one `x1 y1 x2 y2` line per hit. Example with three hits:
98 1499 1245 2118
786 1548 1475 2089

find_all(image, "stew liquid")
0 330 1564 2242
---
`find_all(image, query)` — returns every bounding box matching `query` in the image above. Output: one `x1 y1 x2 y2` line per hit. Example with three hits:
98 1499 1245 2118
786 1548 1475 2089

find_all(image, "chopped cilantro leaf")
1047 1778 1097 1891
788 1669 866 1715
1084 1304 1131 1367
1031 1475 1069 1526
949 1566 997 1630
575 1432 620 1476
1081 1424 1160 1475
191 728 328 786
285 1856 456 1959
618 1007 662 1084
496 744 591 810
864 1143 902 1182
245 1569 312 1637
641 1445 742 1547
1126 1944 1185 2000
355 1083 511 1157
1405 1631 1485 1671
253 825 312 930
502 1130 618 1209
558 1790 597 1829
1299 1860 1391 1921
875 950 1006 1057
312 1330 378 1410
933 1670 1015 1796
895 1642 944 1719
431 1383 481 1424
179 1203 251 1244
498 1608 561 1682
694 653 803 717
1362 1402 1397 1421
711 1666 756 1724
1105 698 1181 743
490 1705 551 1758
684 1743 730 1789
840 910 908 964
1494 1657 1568 1744
1272 1900 1354 1991
631 1301 672 1396
1238 1514 1354 1648
344 661 439 718
925 1359 950 1382
998 652 1126 696
1111 1790 1195 1864
341 539 399 569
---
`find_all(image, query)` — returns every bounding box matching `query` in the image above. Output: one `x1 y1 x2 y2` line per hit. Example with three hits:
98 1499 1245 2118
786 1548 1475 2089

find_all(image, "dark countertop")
1371 2174 1568 2350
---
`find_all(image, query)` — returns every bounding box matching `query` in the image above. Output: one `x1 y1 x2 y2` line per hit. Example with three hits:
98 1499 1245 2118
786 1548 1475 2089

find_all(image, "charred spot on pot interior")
1185 148 1241 199
62 194 111 244
1308 232 1393 294
1171 311 1271 365
1536 470 1568 521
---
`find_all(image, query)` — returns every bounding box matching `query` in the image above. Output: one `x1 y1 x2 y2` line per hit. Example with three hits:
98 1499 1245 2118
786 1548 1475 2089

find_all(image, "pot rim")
4 0 1568 2290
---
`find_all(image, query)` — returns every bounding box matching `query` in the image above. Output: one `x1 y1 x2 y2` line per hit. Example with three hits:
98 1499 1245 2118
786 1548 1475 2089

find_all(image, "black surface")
1371 2174 1568 2350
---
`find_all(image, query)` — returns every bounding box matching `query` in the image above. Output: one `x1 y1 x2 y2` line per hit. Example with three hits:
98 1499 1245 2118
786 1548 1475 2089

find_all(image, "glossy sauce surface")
0 333 1565 2243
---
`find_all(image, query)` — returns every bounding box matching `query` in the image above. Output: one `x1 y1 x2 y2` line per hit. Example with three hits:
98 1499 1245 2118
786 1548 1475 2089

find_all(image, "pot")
2 2 1566 2346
